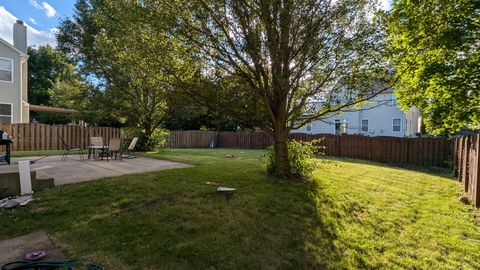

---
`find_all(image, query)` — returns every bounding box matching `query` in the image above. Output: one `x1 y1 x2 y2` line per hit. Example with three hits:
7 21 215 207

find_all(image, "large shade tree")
389 0 480 134
57 0 198 148
170 0 395 177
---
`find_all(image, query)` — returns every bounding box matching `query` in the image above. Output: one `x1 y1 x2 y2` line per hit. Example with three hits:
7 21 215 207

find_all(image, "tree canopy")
389 0 480 134
28 45 83 106
170 0 394 176
57 0 395 177
27 45 88 123
57 0 200 147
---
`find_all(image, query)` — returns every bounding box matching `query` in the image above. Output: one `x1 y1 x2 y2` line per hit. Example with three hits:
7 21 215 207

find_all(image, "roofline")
29 105 78 114
0 37 28 57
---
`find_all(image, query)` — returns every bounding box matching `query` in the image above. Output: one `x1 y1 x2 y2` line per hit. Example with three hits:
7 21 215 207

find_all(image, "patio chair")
60 136 84 161
123 137 138 159
88 136 104 159
103 138 122 162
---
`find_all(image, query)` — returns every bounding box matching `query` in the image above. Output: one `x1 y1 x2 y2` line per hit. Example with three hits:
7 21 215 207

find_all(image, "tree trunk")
273 123 289 177
143 123 155 151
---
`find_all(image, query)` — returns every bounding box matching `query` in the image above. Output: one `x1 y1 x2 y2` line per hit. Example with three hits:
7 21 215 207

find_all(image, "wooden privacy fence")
0 123 121 151
453 134 480 207
168 130 451 167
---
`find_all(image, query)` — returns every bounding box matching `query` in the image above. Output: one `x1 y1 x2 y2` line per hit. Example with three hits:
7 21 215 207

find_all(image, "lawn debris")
217 186 236 202
0 195 34 209
23 249 49 261
459 195 472 205
225 154 235 158
205 182 236 201
205 181 218 186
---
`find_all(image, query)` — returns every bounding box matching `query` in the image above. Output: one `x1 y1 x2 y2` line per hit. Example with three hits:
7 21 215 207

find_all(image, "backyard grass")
1 149 479 269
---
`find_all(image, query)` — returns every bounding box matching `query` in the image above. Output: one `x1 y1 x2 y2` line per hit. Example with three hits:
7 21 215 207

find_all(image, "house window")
306 123 312 132
0 103 12 123
361 119 369 132
0 58 13 82
334 119 341 135
392 118 402 132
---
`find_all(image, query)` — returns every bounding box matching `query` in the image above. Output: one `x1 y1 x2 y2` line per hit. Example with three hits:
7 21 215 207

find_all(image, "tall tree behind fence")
0 123 121 151
453 134 480 207
168 131 451 167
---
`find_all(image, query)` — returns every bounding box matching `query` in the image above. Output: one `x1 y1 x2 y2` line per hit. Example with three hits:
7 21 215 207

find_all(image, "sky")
0 0 75 47
0 0 392 48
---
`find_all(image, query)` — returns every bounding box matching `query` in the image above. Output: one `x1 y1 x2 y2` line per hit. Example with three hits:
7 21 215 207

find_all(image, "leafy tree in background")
171 0 395 177
389 0 480 134
28 45 79 106
27 45 88 123
57 0 199 149
163 95 254 131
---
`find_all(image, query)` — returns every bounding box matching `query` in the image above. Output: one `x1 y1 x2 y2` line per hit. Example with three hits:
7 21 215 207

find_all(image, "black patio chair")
60 137 84 161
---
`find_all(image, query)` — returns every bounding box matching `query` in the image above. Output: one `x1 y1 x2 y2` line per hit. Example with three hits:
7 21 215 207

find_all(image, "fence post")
462 136 471 192
471 135 480 207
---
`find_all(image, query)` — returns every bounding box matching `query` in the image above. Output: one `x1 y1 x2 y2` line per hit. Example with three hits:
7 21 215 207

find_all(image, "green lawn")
1 149 479 269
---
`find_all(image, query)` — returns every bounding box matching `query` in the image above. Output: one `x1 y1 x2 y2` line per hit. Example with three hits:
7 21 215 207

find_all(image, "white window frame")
0 57 13 83
361 119 369 132
0 102 13 123
392 118 402 133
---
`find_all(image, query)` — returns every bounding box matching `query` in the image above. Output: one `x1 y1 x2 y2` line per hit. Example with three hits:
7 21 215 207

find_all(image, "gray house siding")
0 21 29 124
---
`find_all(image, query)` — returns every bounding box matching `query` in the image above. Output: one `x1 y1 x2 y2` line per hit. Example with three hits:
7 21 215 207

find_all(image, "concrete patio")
10 155 192 185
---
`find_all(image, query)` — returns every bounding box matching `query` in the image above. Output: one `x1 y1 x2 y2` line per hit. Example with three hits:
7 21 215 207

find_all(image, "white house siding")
292 92 420 138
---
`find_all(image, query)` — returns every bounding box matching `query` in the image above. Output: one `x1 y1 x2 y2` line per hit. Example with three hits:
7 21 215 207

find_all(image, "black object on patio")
60 137 84 161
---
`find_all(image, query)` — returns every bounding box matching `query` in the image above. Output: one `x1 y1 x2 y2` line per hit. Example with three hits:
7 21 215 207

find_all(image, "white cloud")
28 0 42 10
42 2 56 18
29 17 37 25
0 6 56 47
29 0 57 18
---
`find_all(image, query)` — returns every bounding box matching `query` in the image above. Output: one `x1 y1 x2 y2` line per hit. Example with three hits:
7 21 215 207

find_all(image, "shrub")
150 128 170 150
266 139 325 178
122 127 170 151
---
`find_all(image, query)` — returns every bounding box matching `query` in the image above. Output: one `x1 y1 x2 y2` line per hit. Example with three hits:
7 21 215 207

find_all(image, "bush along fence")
453 134 480 207
0 123 121 151
168 130 452 167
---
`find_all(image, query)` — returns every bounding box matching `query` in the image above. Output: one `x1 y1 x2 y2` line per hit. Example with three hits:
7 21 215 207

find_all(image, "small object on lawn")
459 195 472 205
2 199 19 209
217 186 236 202
86 262 103 270
19 197 34 206
225 154 235 158
23 248 49 261
0 195 33 209
0 198 8 208
205 181 218 186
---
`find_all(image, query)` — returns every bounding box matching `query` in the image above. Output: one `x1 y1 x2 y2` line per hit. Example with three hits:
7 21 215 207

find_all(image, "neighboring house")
292 90 421 137
0 20 29 124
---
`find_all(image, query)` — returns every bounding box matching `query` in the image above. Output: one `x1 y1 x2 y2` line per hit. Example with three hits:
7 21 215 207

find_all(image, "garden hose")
1 260 102 270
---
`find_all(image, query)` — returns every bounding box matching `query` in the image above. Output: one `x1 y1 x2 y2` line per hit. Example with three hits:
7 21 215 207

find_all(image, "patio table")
87 145 108 160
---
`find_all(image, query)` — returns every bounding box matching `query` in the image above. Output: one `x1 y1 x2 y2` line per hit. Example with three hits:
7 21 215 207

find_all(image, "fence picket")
0 124 121 152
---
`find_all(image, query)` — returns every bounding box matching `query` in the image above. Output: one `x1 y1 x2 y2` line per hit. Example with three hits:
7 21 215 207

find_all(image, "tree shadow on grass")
252 177 347 269
326 156 455 180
